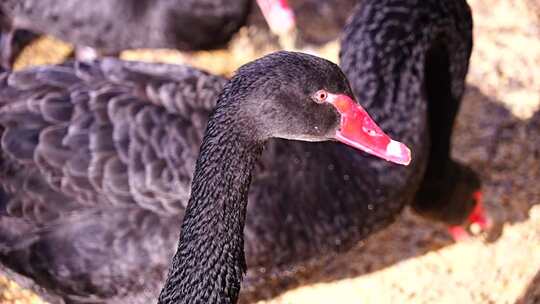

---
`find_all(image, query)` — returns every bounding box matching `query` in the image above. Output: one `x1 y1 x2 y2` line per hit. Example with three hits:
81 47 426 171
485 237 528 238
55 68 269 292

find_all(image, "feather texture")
0 0 477 302
0 59 226 303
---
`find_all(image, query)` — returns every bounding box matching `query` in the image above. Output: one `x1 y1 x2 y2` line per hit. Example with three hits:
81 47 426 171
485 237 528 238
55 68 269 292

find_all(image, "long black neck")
158 109 262 304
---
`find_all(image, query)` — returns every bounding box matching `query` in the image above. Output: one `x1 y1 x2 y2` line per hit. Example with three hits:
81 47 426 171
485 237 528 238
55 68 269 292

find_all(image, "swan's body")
0 59 226 303
0 0 296 66
0 0 482 303
1 0 251 54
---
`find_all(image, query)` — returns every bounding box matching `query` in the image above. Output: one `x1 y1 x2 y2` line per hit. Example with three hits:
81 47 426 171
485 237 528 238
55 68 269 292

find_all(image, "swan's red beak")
327 93 412 166
256 0 296 35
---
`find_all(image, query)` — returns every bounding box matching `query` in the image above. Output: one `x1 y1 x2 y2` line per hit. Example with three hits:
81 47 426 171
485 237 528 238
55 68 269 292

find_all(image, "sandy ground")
2 0 540 303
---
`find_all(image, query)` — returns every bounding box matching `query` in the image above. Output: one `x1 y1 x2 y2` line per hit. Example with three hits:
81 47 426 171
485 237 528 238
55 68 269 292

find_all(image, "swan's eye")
313 90 328 104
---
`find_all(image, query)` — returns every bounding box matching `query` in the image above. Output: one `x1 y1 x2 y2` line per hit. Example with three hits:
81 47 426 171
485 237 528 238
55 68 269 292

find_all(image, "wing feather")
0 58 226 221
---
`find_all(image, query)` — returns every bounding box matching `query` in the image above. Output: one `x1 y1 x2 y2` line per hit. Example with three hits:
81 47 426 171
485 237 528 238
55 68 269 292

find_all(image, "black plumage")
0 0 482 303
339 0 480 228
0 0 252 65
0 59 226 303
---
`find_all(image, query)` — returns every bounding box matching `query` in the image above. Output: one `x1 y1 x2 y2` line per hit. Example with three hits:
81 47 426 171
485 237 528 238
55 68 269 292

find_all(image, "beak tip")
330 93 412 166
386 140 412 166
403 146 412 166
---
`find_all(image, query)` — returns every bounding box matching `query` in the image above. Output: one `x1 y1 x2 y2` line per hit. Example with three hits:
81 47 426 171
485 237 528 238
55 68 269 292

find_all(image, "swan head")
219 51 411 166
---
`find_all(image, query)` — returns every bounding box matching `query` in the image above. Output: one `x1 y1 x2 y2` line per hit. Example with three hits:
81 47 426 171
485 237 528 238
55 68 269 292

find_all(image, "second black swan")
0 0 296 66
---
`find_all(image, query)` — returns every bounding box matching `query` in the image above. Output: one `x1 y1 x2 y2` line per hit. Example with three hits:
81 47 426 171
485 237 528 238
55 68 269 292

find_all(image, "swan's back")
0 59 226 303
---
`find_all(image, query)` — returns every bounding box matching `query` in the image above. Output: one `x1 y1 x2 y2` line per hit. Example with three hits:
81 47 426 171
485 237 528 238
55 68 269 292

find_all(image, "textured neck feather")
158 109 262 304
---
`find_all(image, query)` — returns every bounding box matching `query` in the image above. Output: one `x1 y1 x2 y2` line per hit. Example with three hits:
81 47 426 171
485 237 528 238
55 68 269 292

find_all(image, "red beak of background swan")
256 0 296 35
327 93 412 166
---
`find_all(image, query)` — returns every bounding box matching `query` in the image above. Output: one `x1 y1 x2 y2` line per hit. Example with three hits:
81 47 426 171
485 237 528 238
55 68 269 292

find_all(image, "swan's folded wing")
0 59 226 222
0 206 180 303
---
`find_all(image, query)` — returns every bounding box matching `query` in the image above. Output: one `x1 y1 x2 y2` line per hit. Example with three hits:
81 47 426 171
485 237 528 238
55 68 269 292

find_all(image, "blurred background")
1 0 540 303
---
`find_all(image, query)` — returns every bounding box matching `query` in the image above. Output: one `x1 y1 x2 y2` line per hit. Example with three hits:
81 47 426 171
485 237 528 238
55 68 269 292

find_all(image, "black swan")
0 0 488 302
156 51 409 304
338 0 489 241
0 0 295 65
0 51 408 303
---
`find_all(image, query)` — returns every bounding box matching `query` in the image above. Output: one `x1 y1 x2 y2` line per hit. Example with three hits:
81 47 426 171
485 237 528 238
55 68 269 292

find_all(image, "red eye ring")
313 90 328 104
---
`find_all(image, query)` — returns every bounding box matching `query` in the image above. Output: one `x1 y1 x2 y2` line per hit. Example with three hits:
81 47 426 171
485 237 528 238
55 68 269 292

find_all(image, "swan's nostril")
362 126 380 137
367 129 377 136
